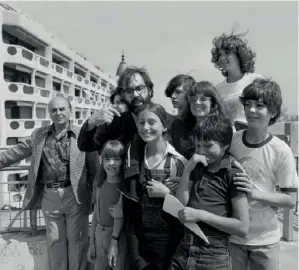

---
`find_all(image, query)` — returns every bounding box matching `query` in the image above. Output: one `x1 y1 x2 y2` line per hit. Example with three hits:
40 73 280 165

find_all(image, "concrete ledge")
0 230 51 270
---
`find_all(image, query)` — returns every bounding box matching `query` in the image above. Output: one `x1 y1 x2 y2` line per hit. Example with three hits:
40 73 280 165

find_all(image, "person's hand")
185 154 209 173
88 107 121 127
108 240 118 268
233 160 255 198
177 207 201 223
164 176 181 193
109 204 123 219
87 242 96 263
146 180 170 198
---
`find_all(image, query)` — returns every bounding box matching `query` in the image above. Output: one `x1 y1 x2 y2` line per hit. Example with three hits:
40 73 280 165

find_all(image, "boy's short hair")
240 78 282 126
194 115 233 147
164 74 196 98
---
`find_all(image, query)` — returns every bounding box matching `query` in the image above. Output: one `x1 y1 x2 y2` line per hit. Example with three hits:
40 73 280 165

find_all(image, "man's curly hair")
211 31 256 77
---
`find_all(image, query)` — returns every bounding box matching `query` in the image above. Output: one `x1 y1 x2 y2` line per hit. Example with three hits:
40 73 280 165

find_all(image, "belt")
183 232 229 247
45 182 71 189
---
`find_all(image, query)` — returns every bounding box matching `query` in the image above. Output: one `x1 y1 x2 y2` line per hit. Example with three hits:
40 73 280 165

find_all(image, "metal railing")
0 166 45 235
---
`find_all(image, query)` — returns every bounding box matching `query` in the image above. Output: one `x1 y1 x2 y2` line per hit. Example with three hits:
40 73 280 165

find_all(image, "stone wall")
0 230 51 270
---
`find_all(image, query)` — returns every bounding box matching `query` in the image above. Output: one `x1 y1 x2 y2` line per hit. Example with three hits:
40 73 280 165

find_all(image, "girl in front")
127 102 187 270
87 140 126 270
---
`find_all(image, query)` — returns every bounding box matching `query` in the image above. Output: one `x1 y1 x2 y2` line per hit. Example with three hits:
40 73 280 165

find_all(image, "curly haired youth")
211 31 256 77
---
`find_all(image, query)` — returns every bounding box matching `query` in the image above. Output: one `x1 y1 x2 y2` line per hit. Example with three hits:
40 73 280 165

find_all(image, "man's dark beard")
127 95 151 114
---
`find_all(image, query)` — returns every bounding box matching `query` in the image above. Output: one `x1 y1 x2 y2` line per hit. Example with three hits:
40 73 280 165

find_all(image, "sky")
13 1 298 115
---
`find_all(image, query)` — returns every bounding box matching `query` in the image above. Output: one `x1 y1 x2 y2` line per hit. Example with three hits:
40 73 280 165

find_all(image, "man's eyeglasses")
123 85 146 95
188 95 211 104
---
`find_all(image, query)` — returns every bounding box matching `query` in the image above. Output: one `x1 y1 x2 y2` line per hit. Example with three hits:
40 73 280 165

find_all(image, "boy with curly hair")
211 31 264 130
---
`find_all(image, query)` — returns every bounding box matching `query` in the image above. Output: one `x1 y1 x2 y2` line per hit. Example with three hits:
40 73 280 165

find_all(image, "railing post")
30 209 37 236
283 208 294 241
282 123 295 241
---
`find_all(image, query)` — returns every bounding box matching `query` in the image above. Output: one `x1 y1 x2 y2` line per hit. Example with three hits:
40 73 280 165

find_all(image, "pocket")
142 203 170 230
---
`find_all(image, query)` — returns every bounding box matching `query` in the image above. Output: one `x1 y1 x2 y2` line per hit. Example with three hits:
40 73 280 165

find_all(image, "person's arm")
77 121 98 152
77 107 121 152
86 151 100 189
110 195 125 237
233 149 298 209
176 154 208 205
175 168 193 205
179 192 249 237
0 136 33 169
108 196 125 268
90 208 97 244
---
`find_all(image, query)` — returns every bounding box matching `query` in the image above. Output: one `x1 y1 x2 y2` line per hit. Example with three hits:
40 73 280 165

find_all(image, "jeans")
231 242 280 270
170 232 231 270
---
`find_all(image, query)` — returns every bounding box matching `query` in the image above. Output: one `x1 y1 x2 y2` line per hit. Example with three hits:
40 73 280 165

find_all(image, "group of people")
0 31 297 270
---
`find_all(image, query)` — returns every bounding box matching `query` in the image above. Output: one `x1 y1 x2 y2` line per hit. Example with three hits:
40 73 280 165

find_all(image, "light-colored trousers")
231 242 280 270
41 185 89 270
94 224 127 270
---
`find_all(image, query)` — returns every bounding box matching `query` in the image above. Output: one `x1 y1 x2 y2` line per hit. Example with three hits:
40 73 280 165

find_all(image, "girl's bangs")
101 143 125 159
191 86 213 98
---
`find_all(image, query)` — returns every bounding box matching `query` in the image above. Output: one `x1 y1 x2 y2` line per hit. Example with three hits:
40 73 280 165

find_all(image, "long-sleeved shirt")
38 124 75 185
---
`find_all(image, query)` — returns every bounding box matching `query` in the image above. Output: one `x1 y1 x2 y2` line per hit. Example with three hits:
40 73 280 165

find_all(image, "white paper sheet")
163 194 209 244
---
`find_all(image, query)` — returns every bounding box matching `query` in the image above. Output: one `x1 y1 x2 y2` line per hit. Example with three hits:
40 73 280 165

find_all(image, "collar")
48 121 76 137
207 153 234 173
144 141 185 169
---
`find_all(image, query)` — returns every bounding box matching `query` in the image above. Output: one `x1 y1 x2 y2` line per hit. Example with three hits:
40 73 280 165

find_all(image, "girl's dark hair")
240 78 282 126
117 66 154 98
164 74 196 98
137 102 169 130
180 81 229 127
211 31 256 77
194 114 233 147
96 140 125 187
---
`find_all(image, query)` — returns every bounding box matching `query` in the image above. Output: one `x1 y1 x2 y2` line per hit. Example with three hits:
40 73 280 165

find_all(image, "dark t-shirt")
188 155 243 237
167 118 195 160
93 181 121 227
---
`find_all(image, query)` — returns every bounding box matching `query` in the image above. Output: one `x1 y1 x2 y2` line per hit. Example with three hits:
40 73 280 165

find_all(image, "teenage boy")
230 78 298 270
170 115 249 270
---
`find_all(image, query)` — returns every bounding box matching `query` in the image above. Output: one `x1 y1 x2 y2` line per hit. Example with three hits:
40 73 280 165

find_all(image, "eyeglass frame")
122 85 147 96
188 95 212 104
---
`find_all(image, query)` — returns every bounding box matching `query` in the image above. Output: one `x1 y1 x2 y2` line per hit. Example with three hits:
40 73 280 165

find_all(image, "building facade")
0 3 116 225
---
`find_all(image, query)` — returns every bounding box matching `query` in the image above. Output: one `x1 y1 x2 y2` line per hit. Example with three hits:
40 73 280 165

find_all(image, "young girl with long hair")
168 80 228 160
87 140 126 270
126 102 187 270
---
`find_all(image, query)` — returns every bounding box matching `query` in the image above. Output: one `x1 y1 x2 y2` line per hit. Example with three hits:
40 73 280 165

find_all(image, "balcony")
51 63 74 82
4 82 52 102
3 44 50 72
5 119 51 137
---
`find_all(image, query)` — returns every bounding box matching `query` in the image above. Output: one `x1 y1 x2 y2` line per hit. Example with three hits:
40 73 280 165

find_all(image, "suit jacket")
0 125 99 215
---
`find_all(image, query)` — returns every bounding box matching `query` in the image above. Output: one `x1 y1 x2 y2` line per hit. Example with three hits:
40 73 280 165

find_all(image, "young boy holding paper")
170 115 249 270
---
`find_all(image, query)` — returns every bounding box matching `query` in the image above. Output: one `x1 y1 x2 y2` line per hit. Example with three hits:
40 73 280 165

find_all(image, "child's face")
171 84 187 110
195 139 228 165
218 49 240 72
102 157 122 177
244 99 275 129
114 94 128 113
138 109 166 143
188 94 212 119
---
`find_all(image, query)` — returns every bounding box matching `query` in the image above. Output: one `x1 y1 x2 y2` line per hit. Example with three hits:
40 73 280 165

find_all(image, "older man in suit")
0 96 98 270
